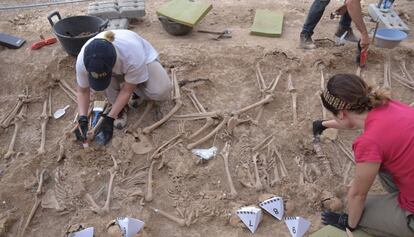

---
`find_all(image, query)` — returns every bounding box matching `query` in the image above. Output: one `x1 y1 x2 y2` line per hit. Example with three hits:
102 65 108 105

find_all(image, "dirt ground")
0 0 414 236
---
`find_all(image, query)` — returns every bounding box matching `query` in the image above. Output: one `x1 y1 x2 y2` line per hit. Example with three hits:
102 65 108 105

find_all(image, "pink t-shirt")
353 100 414 213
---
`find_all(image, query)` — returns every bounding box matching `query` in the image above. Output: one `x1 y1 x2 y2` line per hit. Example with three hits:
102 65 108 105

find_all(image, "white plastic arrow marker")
236 206 262 233
284 216 311 237
259 196 284 220
71 227 94 237
117 217 145 237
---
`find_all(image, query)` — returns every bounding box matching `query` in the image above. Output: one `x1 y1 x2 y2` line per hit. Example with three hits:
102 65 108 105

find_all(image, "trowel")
53 105 70 119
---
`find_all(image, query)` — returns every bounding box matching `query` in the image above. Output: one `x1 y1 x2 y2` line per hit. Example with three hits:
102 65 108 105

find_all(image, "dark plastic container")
158 16 193 36
47 11 108 56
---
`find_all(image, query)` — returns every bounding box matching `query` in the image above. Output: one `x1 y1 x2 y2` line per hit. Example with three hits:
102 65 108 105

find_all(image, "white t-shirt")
76 30 159 88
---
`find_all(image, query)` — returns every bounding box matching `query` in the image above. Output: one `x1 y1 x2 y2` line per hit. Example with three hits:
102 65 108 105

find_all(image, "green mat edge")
156 3 213 27
250 9 284 38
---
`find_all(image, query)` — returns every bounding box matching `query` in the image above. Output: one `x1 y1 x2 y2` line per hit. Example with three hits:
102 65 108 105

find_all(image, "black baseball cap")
83 38 116 91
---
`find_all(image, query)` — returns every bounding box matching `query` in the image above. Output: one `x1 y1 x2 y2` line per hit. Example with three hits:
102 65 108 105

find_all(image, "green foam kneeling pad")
250 9 284 37
156 0 212 27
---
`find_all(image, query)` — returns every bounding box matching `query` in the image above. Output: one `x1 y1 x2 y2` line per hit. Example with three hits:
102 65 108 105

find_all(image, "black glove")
94 115 114 145
313 120 327 137
321 211 356 231
74 115 89 142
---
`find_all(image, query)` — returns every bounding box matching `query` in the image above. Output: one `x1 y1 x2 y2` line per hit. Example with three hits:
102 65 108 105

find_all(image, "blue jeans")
301 0 352 35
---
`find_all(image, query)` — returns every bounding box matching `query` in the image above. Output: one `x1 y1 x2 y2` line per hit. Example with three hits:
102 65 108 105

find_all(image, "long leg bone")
266 70 283 93
19 169 46 237
343 161 352 185
253 134 274 152
252 153 263 191
58 83 77 102
184 88 215 140
131 101 154 131
334 140 355 164
187 116 229 150
150 133 182 160
143 69 182 134
149 206 186 227
220 142 238 199
232 94 273 116
252 64 267 125
400 61 414 82
173 111 220 121
320 69 327 120
1 99 23 128
4 101 27 159
287 73 298 124
101 156 118 213
274 148 288 177
145 160 156 202
37 98 49 155
86 156 118 214
383 55 391 89
47 88 53 118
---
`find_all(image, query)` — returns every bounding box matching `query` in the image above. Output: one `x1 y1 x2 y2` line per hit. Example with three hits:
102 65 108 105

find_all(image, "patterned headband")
322 88 352 110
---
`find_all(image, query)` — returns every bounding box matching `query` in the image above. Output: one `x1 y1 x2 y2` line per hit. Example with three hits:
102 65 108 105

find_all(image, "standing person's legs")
134 60 172 101
339 11 352 30
357 172 414 237
301 0 331 35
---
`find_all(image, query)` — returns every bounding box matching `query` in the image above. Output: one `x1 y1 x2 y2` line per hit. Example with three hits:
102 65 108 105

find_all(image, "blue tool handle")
91 112 101 128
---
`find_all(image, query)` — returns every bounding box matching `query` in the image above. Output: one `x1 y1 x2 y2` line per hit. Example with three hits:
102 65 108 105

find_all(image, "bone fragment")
287 74 298 124
187 116 229 150
145 160 156 202
59 80 77 96
220 142 238 199
266 70 283 93
143 69 182 134
88 106 111 141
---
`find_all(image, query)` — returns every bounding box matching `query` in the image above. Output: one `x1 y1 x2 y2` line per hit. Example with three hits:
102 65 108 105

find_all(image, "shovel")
53 105 70 119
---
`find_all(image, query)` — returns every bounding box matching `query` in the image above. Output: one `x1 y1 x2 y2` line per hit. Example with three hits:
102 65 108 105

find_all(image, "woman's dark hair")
321 74 390 116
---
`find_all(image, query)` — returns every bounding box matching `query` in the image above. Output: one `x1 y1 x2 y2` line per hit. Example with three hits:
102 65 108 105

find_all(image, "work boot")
300 32 316 50
335 27 359 45
128 93 145 109
114 107 128 129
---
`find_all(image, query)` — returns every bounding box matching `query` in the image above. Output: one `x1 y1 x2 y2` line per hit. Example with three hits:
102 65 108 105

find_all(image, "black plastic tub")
47 11 108 56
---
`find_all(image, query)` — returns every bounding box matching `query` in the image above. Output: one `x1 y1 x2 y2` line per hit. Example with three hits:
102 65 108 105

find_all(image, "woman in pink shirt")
314 74 414 237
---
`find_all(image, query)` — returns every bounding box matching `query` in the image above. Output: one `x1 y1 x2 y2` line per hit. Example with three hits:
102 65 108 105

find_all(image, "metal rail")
0 0 92 11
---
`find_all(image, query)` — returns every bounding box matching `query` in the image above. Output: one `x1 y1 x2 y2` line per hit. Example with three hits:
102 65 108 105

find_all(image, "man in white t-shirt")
75 30 172 145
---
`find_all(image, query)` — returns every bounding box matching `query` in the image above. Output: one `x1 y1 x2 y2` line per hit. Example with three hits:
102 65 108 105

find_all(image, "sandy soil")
0 0 413 236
